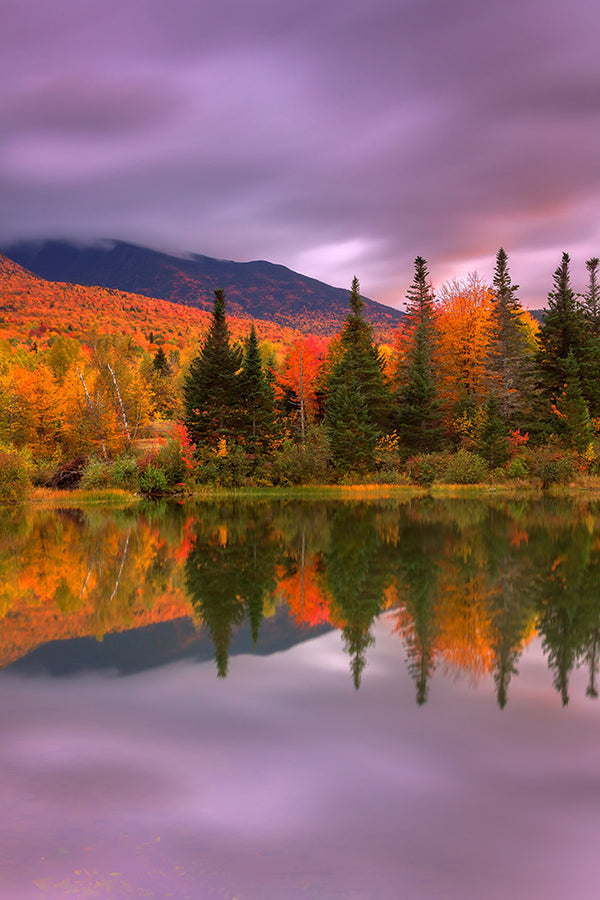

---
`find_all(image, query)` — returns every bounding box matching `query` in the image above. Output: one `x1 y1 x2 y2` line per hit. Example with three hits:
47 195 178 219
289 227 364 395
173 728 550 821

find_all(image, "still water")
2 497 600 899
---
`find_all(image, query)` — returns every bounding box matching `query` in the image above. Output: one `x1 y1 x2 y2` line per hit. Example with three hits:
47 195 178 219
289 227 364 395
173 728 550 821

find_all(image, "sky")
1 0 600 310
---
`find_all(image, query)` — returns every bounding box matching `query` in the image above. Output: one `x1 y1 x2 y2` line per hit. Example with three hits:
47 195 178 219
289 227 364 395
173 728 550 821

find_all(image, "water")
2 497 600 898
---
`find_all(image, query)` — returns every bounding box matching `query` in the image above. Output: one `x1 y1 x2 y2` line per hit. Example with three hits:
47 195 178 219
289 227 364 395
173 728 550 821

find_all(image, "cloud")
1 0 600 307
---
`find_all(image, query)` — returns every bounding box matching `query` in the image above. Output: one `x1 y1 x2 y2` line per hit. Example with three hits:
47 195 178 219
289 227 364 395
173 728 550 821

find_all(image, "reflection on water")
3 498 600 900
2 497 600 706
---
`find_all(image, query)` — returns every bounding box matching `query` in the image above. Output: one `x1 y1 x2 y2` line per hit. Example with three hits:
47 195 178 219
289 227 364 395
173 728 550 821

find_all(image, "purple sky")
2 0 600 308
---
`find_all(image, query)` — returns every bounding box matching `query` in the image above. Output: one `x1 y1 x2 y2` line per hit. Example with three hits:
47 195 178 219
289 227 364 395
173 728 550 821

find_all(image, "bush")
505 456 529 480
525 445 577 489
442 450 488 484
80 457 112 489
110 454 138 489
405 452 450 486
0 444 31 502
138 462 169 495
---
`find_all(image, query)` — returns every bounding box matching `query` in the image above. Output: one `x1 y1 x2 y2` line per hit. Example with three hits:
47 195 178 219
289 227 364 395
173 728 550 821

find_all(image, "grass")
23 474 600 507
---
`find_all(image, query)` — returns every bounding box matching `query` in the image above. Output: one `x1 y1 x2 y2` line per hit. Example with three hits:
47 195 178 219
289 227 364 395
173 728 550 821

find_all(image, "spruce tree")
325 276 391 471
395 256 443 451
537 253 588 403
582 257 600 334
555 351 593 454
239 323 275 455
488 247 535 425
183 289 242 450
152 345 171 376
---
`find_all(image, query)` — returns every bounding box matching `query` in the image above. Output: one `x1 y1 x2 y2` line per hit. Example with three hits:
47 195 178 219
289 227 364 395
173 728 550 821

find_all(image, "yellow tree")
436 273 497 426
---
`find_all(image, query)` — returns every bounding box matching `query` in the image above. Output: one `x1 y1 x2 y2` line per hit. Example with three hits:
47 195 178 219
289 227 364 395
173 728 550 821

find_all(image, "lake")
2 496 600 899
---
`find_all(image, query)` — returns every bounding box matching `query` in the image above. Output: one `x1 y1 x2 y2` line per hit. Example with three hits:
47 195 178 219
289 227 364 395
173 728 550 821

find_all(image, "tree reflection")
326 504 387 689
184 504 278 676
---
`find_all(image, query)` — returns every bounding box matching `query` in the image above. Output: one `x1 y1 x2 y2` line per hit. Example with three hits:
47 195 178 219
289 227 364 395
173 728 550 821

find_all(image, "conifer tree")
395 256 443 450
152 346 171 376
487 248 535 425
239 323 275 455
555 351 593 454
477 393 509 467
537 253 588 404
582 257 600 334
325 277 391 471
183 289 242 450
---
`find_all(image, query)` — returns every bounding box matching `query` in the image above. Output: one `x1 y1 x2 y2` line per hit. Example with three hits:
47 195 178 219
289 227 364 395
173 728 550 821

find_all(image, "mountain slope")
2 239 404 336
0 253 301 350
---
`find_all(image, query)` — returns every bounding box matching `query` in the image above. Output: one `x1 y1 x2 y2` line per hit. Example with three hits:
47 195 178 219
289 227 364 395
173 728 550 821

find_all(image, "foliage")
394 256 444 450
183 289 243 449
0 443 31 502
525 445 577 489
442 450 488 484
405 452 451 485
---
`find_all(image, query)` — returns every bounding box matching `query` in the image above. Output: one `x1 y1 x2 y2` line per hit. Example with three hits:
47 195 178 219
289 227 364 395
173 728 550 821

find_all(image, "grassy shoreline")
25 477 600 506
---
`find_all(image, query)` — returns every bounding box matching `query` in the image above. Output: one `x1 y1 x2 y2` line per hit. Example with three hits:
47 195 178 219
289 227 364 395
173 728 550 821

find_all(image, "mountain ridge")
1 238 404 336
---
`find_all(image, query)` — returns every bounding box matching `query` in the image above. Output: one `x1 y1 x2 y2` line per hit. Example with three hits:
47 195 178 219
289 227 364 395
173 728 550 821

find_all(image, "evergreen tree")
555 351 593 454
395 256 443 450
487 247 535 425
183 289 242 450
477 393 509 467
239 323 275 455
152 346 171 376
536 253 588 408
581 257 600 334
325 277 391 471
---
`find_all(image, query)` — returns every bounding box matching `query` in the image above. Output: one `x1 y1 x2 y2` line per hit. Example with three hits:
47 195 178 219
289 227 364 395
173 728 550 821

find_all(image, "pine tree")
152 346 171 376
555 351 593 454
537 253 588 403
395 256 443 451
477 393 509 467
239 323 275 455
582 257 600 334
488 247 535 425
183 289 242 450
325 277 391 471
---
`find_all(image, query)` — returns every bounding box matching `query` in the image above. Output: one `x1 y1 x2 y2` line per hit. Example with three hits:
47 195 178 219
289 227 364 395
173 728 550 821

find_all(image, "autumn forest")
0 247 599 496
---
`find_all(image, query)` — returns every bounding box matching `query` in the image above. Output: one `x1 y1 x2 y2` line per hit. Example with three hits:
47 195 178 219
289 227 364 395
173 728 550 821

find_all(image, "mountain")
0 253 301 350
1 239 404 337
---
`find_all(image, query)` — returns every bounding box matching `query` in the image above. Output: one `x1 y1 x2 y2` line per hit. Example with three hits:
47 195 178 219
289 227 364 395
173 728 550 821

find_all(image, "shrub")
442 450 488 484
526 445 577 489
405 452 450 486
505 456 529 480
0 444 31 503
80 457 111 489
110 454 138 489
138 462 169 495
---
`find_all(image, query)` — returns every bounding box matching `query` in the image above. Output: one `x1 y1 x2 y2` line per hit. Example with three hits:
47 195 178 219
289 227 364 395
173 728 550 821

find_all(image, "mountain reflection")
3 497 600 706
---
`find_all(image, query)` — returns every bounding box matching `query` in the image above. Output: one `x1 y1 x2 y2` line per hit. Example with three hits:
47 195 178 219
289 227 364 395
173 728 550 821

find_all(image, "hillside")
2 239 404 337
0 253 302 352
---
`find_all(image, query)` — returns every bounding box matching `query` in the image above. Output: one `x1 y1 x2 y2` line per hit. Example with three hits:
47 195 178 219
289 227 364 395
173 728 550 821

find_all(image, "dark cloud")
1 0 600 307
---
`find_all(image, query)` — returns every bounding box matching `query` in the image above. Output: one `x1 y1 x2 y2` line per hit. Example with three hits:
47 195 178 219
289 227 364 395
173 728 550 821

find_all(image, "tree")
436 272 497 418
183 289 242 450
394 256 443 451
581 257 600 334
536 253 589 407
487 248 535 425
554 351 593 454
324 277 391 471
152 346 171 376
238 323 275 455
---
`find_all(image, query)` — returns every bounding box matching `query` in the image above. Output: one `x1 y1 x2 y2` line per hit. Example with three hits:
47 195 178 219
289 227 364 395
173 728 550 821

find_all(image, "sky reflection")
2 619 600 900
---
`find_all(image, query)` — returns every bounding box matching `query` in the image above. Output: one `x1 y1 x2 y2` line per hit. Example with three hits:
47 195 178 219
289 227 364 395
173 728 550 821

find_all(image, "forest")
1 247 600 498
